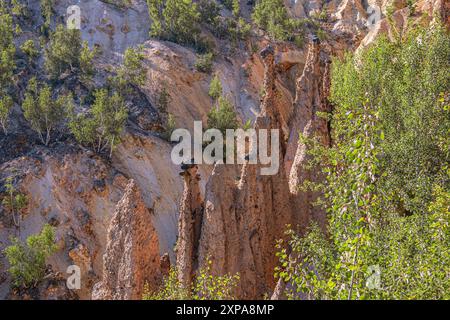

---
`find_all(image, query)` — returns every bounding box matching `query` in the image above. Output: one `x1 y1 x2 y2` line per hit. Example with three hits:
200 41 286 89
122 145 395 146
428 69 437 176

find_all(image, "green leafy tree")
208 74 222 101
80 41 99 84
0 8 16 94
198 0 220 25
45 25 97 80
120 46 146 87
109 46 146 95
232 0 240 18
11 0 26 18
1 176 27 228
147 0 165 37
44 25 81 78
20 39 39 62
207 96 238 135
195 52 213 73
68 89 128 157
147 0 200 46
276 24 450 300
22 78 69 145
0 5 18 134
252 0 304 42
4 224 58 288
40 0 55 31
0 95 13 134
162 112 176 142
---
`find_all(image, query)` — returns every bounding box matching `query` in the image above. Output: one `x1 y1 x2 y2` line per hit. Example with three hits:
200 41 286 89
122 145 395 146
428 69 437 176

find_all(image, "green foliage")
103 0 133 9
231 0 240 18
161 112 176 142
143 263 240 300
45 25 98 80
44 25 81 78
208 74 222 101
147 0 201 47
80 41 99 84
4 224 58 288
22 78 70 146
40 0 55 31
0 7 16 94
242 119 252 130
277 25 450 300
120 46 146 87
252 0 305 42
68 89 128 157
311 8 328 22
0 5 18 134
20 39 39 62
198 0 220 25
0 94 13 134
11 0 26 18
207 96 238 135
332 27 449 214
228 17 251 47
198 0 250 45
406 0 416 15
195 52 213 73
155 82 174 142
1 176 27 227
108 46 146 95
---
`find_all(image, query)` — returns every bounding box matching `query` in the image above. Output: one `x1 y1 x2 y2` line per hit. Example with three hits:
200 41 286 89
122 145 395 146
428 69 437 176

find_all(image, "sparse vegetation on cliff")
45 25 98 81
147 0 201 47
4 224 58 288
22 77 72 146
252 0 305 43
68 89 128 157
1 176 27 228
143 263 240 300
207 96 238 135
0 0 448 302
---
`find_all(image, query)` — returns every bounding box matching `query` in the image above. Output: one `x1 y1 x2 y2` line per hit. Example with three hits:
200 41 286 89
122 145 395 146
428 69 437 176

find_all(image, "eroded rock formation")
176 164 204 289
177 45 298 299
287 40 332 229
92 180 161 300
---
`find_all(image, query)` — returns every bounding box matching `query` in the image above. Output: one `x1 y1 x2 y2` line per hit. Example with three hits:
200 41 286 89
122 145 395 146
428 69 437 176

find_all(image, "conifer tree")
68 89 128 157
22 78 69 145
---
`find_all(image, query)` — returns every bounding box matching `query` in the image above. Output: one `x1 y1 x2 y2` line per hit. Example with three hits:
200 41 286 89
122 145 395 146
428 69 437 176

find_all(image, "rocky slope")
0 0 447 300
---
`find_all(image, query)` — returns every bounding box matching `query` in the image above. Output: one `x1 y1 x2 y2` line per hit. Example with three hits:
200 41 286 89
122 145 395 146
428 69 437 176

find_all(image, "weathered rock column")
287 39 330 229
198 45 294 299
176 164 204 290
92 180 161 300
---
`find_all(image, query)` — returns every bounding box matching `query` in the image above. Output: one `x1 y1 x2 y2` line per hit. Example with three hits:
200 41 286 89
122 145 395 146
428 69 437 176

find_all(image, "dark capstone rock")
260 45 275 59
311 34 320 44
93 179 106 192
48 215 60 227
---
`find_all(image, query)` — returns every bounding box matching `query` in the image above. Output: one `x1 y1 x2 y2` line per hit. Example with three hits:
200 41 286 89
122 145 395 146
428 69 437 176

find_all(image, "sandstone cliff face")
92 179 161 300
0 137 184 299
0 151 123 299
1 0 445 301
